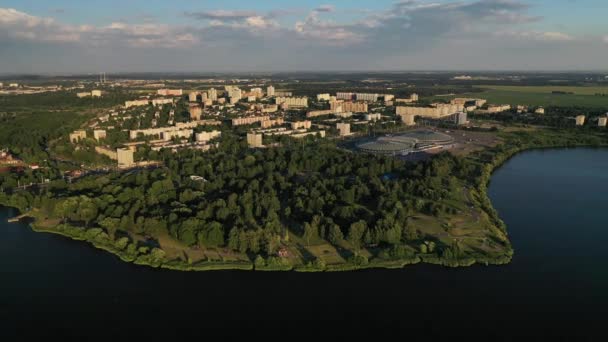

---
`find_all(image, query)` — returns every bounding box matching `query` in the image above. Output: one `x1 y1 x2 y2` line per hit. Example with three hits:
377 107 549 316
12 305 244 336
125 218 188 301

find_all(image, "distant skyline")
0 0 607 73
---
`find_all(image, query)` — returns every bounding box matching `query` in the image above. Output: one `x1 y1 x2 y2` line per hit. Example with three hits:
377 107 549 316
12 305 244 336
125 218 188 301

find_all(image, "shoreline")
4 144 607 273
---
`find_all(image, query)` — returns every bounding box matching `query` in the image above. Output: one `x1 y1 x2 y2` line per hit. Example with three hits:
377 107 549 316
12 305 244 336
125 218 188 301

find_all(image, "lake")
1 148 608 339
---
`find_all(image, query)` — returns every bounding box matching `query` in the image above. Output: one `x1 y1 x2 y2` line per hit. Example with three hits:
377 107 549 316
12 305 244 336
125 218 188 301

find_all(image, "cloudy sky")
0 0 606 74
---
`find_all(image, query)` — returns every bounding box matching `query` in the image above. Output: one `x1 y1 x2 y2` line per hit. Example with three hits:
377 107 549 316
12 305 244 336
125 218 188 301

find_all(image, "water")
1 148 608 339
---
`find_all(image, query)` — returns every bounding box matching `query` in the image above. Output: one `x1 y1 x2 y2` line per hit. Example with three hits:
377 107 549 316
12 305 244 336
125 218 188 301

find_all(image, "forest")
1 129 519 270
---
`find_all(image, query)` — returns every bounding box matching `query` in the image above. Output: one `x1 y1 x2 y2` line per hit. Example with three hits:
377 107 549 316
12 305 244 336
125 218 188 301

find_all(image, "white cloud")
185 10 259 21
2 2 605 73
0 7 197 47
314 5 335 13
497 30 574 42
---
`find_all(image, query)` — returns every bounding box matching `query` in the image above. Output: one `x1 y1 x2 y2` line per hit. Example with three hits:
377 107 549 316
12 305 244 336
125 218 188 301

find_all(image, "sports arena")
356 130 454 156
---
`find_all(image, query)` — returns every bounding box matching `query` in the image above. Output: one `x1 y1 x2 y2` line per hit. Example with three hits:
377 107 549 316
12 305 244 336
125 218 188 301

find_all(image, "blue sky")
0 0 606 73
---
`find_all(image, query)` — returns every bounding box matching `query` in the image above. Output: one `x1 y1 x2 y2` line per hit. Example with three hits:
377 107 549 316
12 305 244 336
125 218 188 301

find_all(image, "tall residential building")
400 114 416 126
336 92 355 100
229 87 242 103
396 104 464 118
117 148 134 168
247 133 263 147
455 112 468 125
189 92 199 102
208 88 218 101
356 93 380 102
190 105 203 120
275 97 308 108
267 85 275 97
598 116 607 127
337 123 351 137
330 100 368 113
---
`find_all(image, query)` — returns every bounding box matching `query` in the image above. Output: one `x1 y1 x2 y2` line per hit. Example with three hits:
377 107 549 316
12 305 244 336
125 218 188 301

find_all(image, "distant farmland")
432 85 608 108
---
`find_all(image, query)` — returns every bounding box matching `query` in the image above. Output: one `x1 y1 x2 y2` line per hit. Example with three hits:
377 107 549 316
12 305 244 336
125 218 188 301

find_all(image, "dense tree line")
2 133 487 261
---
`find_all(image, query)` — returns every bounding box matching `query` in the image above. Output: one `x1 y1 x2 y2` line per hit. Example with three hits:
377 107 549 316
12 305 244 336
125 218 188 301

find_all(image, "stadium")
356 130 454 155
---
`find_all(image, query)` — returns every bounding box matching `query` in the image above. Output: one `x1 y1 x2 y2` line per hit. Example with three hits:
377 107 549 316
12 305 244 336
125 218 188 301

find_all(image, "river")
1 148 608 339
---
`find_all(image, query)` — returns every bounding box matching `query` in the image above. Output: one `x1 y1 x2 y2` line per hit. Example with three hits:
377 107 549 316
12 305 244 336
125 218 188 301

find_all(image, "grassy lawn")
305 244 347 265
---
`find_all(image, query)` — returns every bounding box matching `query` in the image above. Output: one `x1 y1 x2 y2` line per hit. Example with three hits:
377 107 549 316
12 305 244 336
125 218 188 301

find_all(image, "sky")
0 0 606 74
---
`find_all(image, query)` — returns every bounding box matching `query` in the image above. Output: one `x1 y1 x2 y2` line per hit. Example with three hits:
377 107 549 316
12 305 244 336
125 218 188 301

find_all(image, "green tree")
347 220 367 251
99 217 120 240
328 225 343 245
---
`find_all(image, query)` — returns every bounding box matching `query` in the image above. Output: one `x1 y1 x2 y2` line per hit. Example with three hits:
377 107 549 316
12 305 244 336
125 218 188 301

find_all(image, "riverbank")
2 204 511 272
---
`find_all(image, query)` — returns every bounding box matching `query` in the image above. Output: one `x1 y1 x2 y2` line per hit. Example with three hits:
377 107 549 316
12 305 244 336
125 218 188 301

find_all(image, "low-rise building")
77 92 91 98
69 130 87 143
163 129 193 141
451 98 486 107
91 90 103 97
292 131 326 139
317 93 331 101
195 130 222 142
291 121 312 130
575 115 586 126
487 104 511 113
232 116 271 126
598 116 607 127
365 113 382 121
93 129 107 141
125 99 149 108
535 107 545 114
261 118 284 128
307 109 336 118
152 98 173 106
157 89 183 96
396 94 419 104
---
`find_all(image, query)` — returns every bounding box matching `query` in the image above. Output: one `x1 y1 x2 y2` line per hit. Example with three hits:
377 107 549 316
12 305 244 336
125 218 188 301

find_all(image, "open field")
432 86 608 108
476 85 608 95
